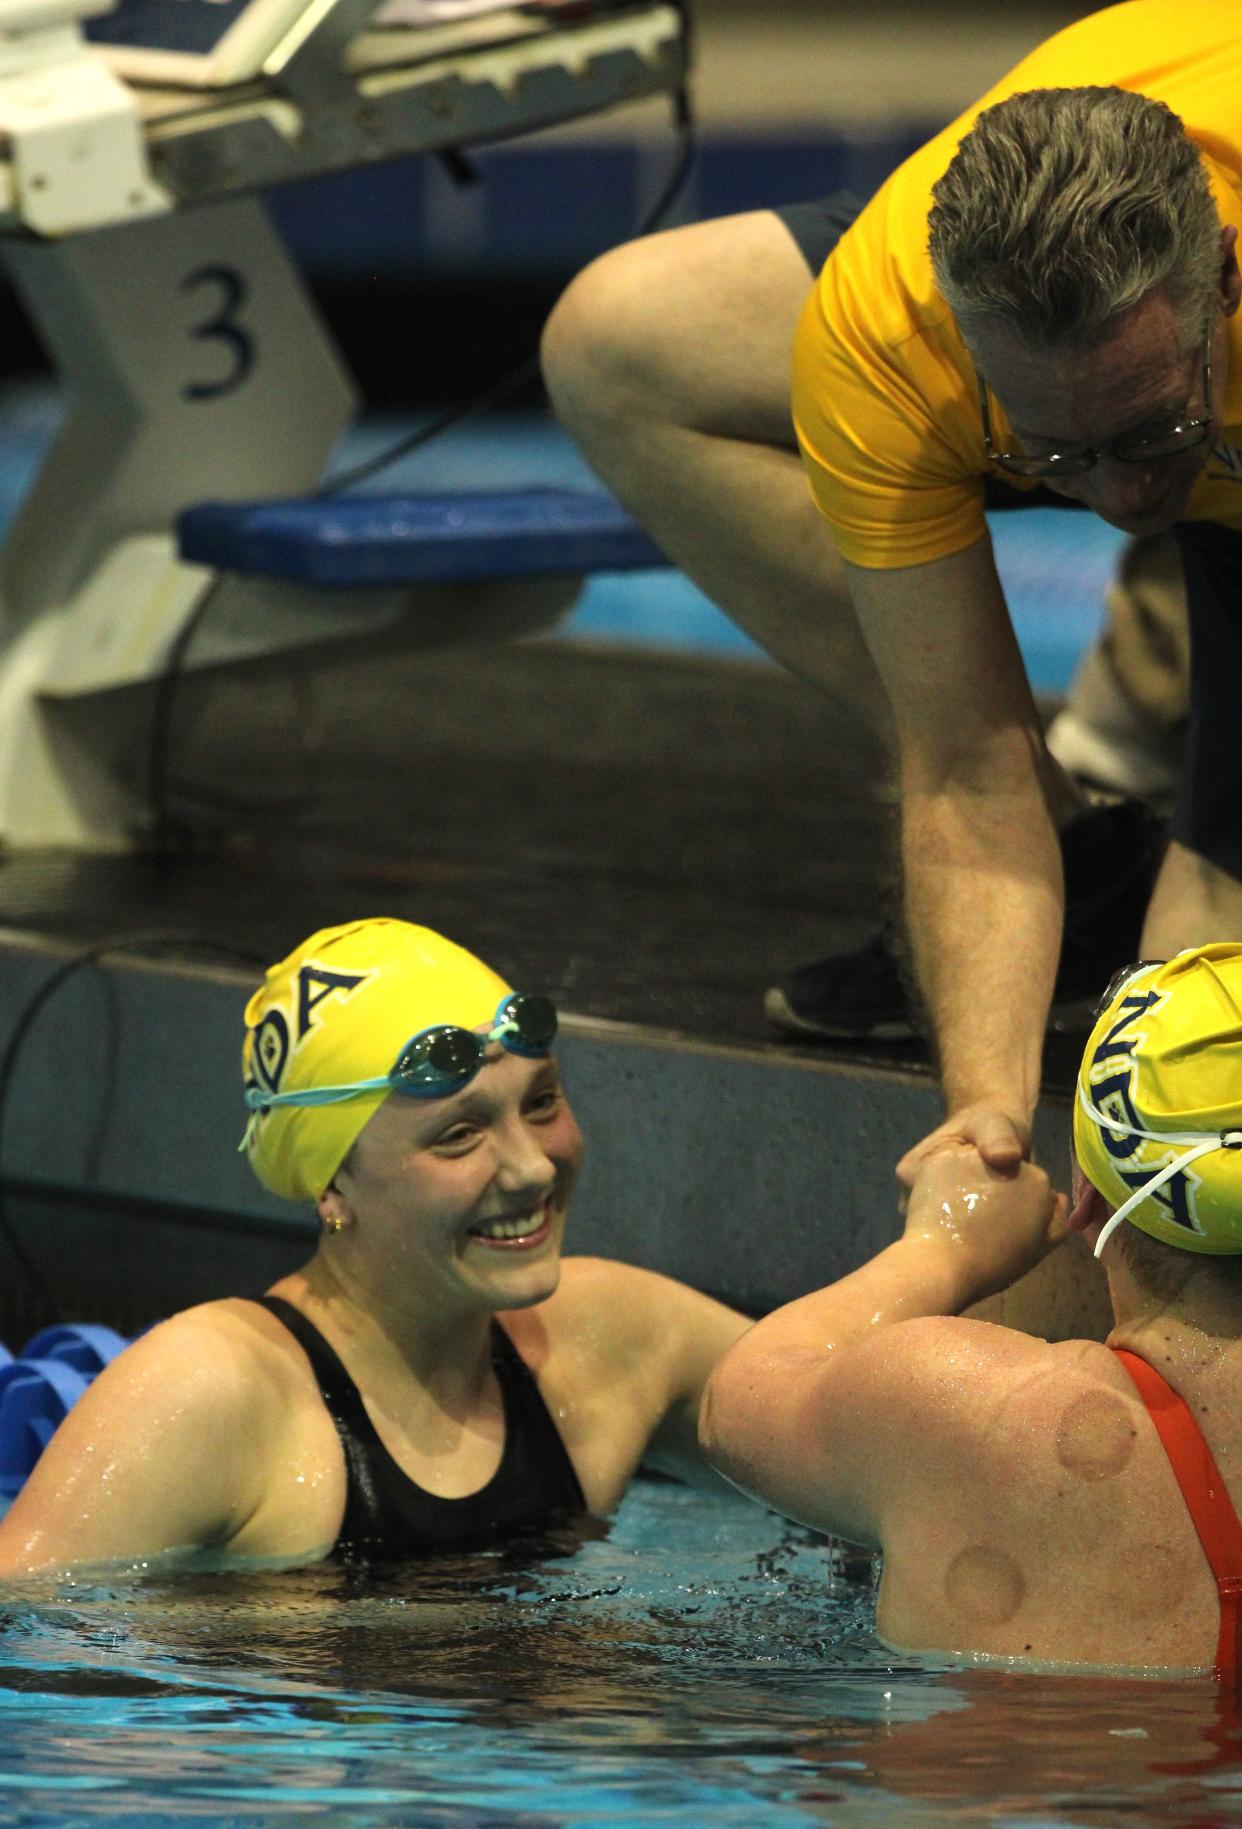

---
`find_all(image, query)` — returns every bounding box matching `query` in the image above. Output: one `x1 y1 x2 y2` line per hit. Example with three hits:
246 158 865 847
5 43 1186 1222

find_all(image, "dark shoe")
764 796 1167 1042
764 930 919 1041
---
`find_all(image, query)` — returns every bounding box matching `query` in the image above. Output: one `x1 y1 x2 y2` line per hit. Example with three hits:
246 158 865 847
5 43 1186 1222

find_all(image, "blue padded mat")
0 1323 130 1496
178 488 669 587
0 386 1122 693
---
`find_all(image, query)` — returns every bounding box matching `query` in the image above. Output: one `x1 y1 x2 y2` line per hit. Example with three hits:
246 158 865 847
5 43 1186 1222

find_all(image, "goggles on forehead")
244 993 558 1115
1093 958 1164 1016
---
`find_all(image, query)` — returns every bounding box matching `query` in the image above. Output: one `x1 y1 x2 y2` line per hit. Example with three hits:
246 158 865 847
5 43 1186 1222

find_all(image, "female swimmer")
0 918 748 1571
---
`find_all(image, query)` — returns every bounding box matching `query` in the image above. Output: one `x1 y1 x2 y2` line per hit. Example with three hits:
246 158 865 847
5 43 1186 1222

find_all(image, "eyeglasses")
977 328 1213 479
244 993 558 1113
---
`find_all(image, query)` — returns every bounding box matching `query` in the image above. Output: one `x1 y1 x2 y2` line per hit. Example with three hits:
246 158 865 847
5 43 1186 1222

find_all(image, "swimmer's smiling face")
325 1043 583 1316
971 268 1237 538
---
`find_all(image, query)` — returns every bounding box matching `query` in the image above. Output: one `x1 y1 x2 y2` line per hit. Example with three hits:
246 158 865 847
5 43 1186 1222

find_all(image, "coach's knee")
541 238 680 441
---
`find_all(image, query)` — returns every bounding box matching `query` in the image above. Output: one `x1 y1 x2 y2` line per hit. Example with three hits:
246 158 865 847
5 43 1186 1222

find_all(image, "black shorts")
774 192 1242 880
1172 524 1242 878
775 194 865 271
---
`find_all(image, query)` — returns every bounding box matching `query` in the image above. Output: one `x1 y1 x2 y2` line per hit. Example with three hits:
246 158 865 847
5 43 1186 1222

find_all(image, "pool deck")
0 628 1110 1344
0 0 1116 1338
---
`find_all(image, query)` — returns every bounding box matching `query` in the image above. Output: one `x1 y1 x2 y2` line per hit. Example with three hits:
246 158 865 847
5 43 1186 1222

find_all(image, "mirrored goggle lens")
501 993 558 1054
1094 959 1165 1018
392 1026 484 1091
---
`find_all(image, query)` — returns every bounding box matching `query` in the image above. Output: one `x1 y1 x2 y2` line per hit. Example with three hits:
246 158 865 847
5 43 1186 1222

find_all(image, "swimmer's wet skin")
0 918 748 1576
700 943 1242 1677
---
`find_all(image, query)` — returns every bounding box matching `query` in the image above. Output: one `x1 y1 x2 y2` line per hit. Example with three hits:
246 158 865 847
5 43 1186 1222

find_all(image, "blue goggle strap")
243 997 529 1116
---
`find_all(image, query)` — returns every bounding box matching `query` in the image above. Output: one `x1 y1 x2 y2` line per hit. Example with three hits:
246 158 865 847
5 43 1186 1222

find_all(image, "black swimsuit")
258 1295 586 1559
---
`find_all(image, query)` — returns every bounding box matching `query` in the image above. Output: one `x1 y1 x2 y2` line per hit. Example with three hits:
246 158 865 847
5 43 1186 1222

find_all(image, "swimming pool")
0 385 1119 699
0 1477 1238 1827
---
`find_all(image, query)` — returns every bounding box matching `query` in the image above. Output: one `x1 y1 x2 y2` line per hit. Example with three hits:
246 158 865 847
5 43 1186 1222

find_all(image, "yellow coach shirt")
792 0 1242 570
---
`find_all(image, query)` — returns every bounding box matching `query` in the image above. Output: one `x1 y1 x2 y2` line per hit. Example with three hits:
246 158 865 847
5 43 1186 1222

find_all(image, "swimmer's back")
806 1318 1242 1673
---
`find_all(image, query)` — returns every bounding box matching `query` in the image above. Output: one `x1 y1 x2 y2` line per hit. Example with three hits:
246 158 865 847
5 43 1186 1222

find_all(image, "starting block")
0 0 688 848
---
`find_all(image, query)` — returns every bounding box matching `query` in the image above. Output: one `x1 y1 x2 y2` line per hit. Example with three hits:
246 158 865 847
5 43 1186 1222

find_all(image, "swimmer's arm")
699 1245 973 1543
581 1262 751 1486
844 538 1068 1184
699 1153 1068 1542
0 1314 267 1575
642 1282 753 1487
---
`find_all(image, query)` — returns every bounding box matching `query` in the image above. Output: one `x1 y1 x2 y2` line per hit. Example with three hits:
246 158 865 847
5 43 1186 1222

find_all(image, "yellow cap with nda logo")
241 918 511 1200
1074 945 1242 1256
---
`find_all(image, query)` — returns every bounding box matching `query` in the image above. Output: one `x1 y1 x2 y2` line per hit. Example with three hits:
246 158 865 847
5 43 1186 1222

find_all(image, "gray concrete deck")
0 927 1105 1343
0 633 1112 1344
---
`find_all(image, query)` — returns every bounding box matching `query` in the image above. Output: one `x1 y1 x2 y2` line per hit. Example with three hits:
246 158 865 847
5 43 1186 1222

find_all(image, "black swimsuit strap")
255 1294 585 1557
258 1293 376 1436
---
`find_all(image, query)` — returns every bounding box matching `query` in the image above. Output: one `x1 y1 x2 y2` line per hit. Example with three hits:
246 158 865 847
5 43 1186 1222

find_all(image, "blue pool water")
0 1478 1238 1827
0 385 1121 696
326 412 1123 697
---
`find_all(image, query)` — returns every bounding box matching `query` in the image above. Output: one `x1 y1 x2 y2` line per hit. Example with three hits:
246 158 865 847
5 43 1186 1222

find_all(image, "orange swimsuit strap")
1112 1347 1242 1684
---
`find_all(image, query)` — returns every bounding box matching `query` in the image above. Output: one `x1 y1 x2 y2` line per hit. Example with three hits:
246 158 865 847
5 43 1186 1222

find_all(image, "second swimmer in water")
0 918 749 1572
702 943 1242 1676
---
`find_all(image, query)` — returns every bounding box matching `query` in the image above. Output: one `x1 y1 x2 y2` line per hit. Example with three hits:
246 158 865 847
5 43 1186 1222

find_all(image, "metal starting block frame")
0 0 686 848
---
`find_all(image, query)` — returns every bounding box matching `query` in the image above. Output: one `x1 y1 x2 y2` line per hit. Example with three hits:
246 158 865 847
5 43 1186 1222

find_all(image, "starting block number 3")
181 262 255 401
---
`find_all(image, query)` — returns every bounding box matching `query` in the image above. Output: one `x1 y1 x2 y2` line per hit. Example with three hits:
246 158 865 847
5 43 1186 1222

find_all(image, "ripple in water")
0 1480 1235 1827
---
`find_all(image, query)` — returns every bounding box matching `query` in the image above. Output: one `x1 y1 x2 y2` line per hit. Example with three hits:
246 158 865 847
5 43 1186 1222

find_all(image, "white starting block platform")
96 3 685 213
0 0 687 851
0 0 686 229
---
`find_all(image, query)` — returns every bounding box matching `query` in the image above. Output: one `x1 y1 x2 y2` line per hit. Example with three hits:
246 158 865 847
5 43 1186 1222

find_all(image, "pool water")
0 385 1119 697
0 1478 1239 1827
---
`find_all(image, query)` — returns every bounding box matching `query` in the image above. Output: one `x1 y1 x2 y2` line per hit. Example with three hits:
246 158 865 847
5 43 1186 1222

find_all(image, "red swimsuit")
1112 1347 1242 1682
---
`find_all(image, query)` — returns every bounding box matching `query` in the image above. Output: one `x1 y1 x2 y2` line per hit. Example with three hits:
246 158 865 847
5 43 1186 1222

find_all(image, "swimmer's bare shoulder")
541 1255 750 1397
0 1297 343 1577
505 1257 750 1501
705 1311 1121 1550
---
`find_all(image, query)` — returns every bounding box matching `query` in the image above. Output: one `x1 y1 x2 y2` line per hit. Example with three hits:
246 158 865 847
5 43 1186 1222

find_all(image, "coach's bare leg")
541 211 889 727
1141 839 1242 955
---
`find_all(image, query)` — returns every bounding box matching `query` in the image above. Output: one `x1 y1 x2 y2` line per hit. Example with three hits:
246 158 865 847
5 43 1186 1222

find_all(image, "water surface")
0 1480 1236 1826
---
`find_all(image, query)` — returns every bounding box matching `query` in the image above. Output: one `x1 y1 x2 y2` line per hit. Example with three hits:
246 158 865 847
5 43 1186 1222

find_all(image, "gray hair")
927 86 1220 350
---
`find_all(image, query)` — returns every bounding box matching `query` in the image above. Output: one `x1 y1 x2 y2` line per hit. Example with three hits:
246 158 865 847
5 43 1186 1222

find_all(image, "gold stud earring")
322 1213 345 1235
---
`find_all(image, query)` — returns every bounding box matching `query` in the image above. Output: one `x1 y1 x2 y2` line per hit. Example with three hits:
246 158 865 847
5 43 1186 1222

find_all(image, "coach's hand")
896 1100 1030 1195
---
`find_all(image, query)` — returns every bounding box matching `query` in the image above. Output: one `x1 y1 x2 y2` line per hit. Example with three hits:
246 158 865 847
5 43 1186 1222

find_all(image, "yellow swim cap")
242 918 512 1201
1073 944 1242 1258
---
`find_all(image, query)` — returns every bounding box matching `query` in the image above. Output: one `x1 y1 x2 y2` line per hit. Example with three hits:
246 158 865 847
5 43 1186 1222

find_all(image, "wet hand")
895 1102 1030 1194
901 1144 1070 1299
